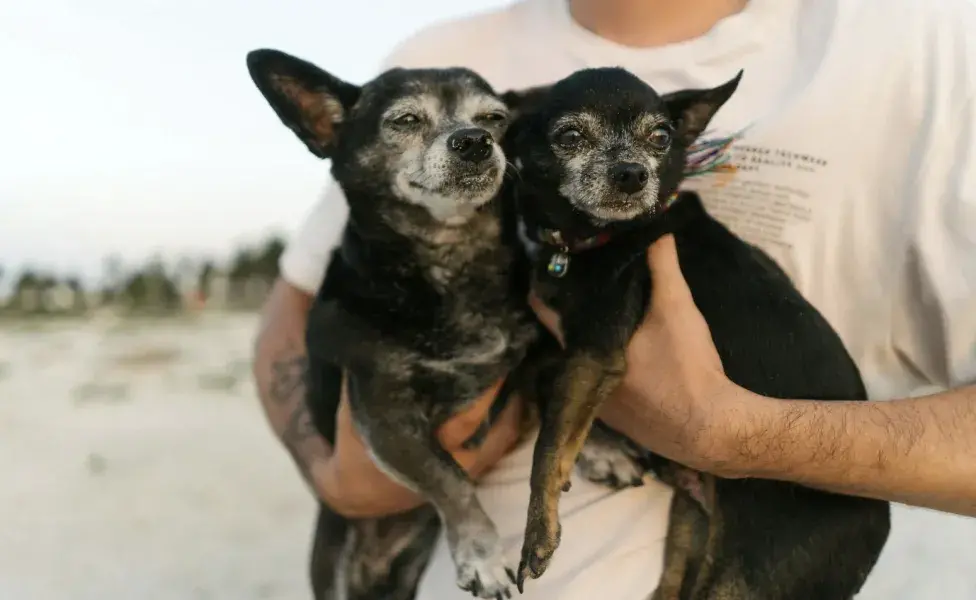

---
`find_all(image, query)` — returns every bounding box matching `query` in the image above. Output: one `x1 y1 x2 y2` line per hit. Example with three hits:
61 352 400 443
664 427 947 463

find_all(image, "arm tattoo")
269 354 309 406
282 398 319 478
267 352 324 481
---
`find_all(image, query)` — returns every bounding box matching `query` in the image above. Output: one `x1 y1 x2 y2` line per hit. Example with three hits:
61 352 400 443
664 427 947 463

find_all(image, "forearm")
724 385 976 516
252 279 330 483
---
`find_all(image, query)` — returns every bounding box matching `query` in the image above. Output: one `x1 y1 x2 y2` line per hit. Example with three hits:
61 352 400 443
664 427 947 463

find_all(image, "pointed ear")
501 84 552 120
663 70 743 146
246 48 361 159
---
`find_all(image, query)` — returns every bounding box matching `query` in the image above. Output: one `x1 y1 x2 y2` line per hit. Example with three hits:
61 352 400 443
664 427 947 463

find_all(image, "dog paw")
454 537 513 599
576 437 645 489
516 519 561 593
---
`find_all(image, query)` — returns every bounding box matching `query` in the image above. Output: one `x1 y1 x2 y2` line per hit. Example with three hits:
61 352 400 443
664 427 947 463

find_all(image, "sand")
0 313 973 599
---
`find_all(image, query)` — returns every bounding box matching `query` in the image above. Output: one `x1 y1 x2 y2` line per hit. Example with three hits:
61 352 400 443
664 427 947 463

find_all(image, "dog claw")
517 518 560 593
461 573 482 596
516 549 548 593
456 550 512 599
516 561 529 594
506 568 517 584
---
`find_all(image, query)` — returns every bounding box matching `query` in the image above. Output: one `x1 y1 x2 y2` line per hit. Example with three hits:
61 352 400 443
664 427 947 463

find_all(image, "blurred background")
0 1 973 599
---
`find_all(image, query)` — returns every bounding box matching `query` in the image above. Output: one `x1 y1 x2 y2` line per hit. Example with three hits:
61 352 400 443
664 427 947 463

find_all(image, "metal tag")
547 252 570 278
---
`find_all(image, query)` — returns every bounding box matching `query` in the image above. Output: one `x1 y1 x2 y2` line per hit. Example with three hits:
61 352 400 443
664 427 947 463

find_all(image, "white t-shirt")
279 0 976 598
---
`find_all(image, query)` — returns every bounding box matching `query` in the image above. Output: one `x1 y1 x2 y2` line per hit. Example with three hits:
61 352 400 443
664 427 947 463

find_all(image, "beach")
1 313 973 599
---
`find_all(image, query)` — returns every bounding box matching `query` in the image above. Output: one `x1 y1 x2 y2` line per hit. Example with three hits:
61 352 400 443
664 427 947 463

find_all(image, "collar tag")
547 251 570 278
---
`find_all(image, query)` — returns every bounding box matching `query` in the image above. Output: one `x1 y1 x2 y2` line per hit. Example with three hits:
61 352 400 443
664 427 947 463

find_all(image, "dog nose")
447 128 494 162
610 162 649 194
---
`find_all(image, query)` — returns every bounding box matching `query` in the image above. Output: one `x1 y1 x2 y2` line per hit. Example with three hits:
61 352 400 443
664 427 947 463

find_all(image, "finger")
456 393 523 476
528 290 554 326
437 379 506 448
529 291 565 346
647 234 695 308
313 452 342 507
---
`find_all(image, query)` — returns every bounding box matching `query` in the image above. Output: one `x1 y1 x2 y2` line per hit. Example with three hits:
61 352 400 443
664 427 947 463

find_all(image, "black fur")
503 67 891 598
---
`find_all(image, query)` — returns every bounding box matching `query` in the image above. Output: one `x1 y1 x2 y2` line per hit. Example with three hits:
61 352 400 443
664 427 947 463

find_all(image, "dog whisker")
503 160 523 183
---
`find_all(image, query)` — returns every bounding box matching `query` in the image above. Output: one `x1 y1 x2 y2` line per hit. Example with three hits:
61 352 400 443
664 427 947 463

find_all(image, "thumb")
647 234 694 309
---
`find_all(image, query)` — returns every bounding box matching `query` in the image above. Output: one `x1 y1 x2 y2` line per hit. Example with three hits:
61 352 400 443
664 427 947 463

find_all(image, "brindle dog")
502 68 891 599
246 49 541 599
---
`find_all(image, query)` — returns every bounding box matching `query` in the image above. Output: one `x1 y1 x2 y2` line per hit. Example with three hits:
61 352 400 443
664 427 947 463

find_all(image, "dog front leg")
516 348 627 591
347 375 514 600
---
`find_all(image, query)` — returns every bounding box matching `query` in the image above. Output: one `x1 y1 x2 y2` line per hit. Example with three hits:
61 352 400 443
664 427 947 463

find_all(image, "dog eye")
555 128 583 148
648 126 672 149
391 113 421 127
476 111 507 124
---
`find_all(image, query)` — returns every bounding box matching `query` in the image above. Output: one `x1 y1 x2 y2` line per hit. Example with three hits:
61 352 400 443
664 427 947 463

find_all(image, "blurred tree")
254 235 285 279
198 260 216 300
100 253 125 305
64 275 87 313
10 269 48 313
228 246 255 282
120 254 181 312
14 269 40 291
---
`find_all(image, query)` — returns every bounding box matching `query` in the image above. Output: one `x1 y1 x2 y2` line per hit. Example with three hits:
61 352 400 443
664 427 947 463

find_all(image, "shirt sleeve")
278 181 348 295
277 31 463 294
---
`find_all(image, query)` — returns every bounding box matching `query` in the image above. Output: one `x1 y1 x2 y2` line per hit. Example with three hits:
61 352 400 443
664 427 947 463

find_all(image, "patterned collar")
537 192 680 277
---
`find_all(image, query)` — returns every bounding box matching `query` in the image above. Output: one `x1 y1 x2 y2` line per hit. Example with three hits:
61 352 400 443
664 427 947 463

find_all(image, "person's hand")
311 377 523 518
530 234 754 475
601 234 747 472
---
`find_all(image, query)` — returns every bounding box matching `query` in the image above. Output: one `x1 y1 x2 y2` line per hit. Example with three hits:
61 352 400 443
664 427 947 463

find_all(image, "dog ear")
501 84 552 120
246 49 361 159
663 70 743 146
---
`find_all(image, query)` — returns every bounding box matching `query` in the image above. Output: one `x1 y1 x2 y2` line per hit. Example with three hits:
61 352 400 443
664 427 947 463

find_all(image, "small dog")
503 68 891 598
246 50 541 599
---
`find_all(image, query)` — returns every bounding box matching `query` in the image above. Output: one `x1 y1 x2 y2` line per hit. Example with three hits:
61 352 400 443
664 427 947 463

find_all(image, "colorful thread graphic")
684 129 745 179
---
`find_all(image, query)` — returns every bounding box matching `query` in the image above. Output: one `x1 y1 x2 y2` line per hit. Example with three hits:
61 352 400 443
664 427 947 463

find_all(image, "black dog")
246 50 541 599
503 68 891 598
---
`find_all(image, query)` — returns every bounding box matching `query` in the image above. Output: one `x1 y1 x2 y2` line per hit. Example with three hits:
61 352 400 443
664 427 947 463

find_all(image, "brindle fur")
503 68 891 598
247 49 541 599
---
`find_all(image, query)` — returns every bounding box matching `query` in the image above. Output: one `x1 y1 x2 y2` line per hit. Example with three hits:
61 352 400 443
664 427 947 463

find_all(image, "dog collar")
540 192 680 278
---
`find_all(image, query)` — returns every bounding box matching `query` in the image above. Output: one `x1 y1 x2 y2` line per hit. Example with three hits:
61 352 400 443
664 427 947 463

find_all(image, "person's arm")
593 236 976 517
252 278 324 484
251 277 427 516
715 386 976 515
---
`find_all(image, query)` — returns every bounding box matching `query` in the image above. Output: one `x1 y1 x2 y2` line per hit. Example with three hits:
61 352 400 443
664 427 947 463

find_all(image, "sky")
0 0 510 285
